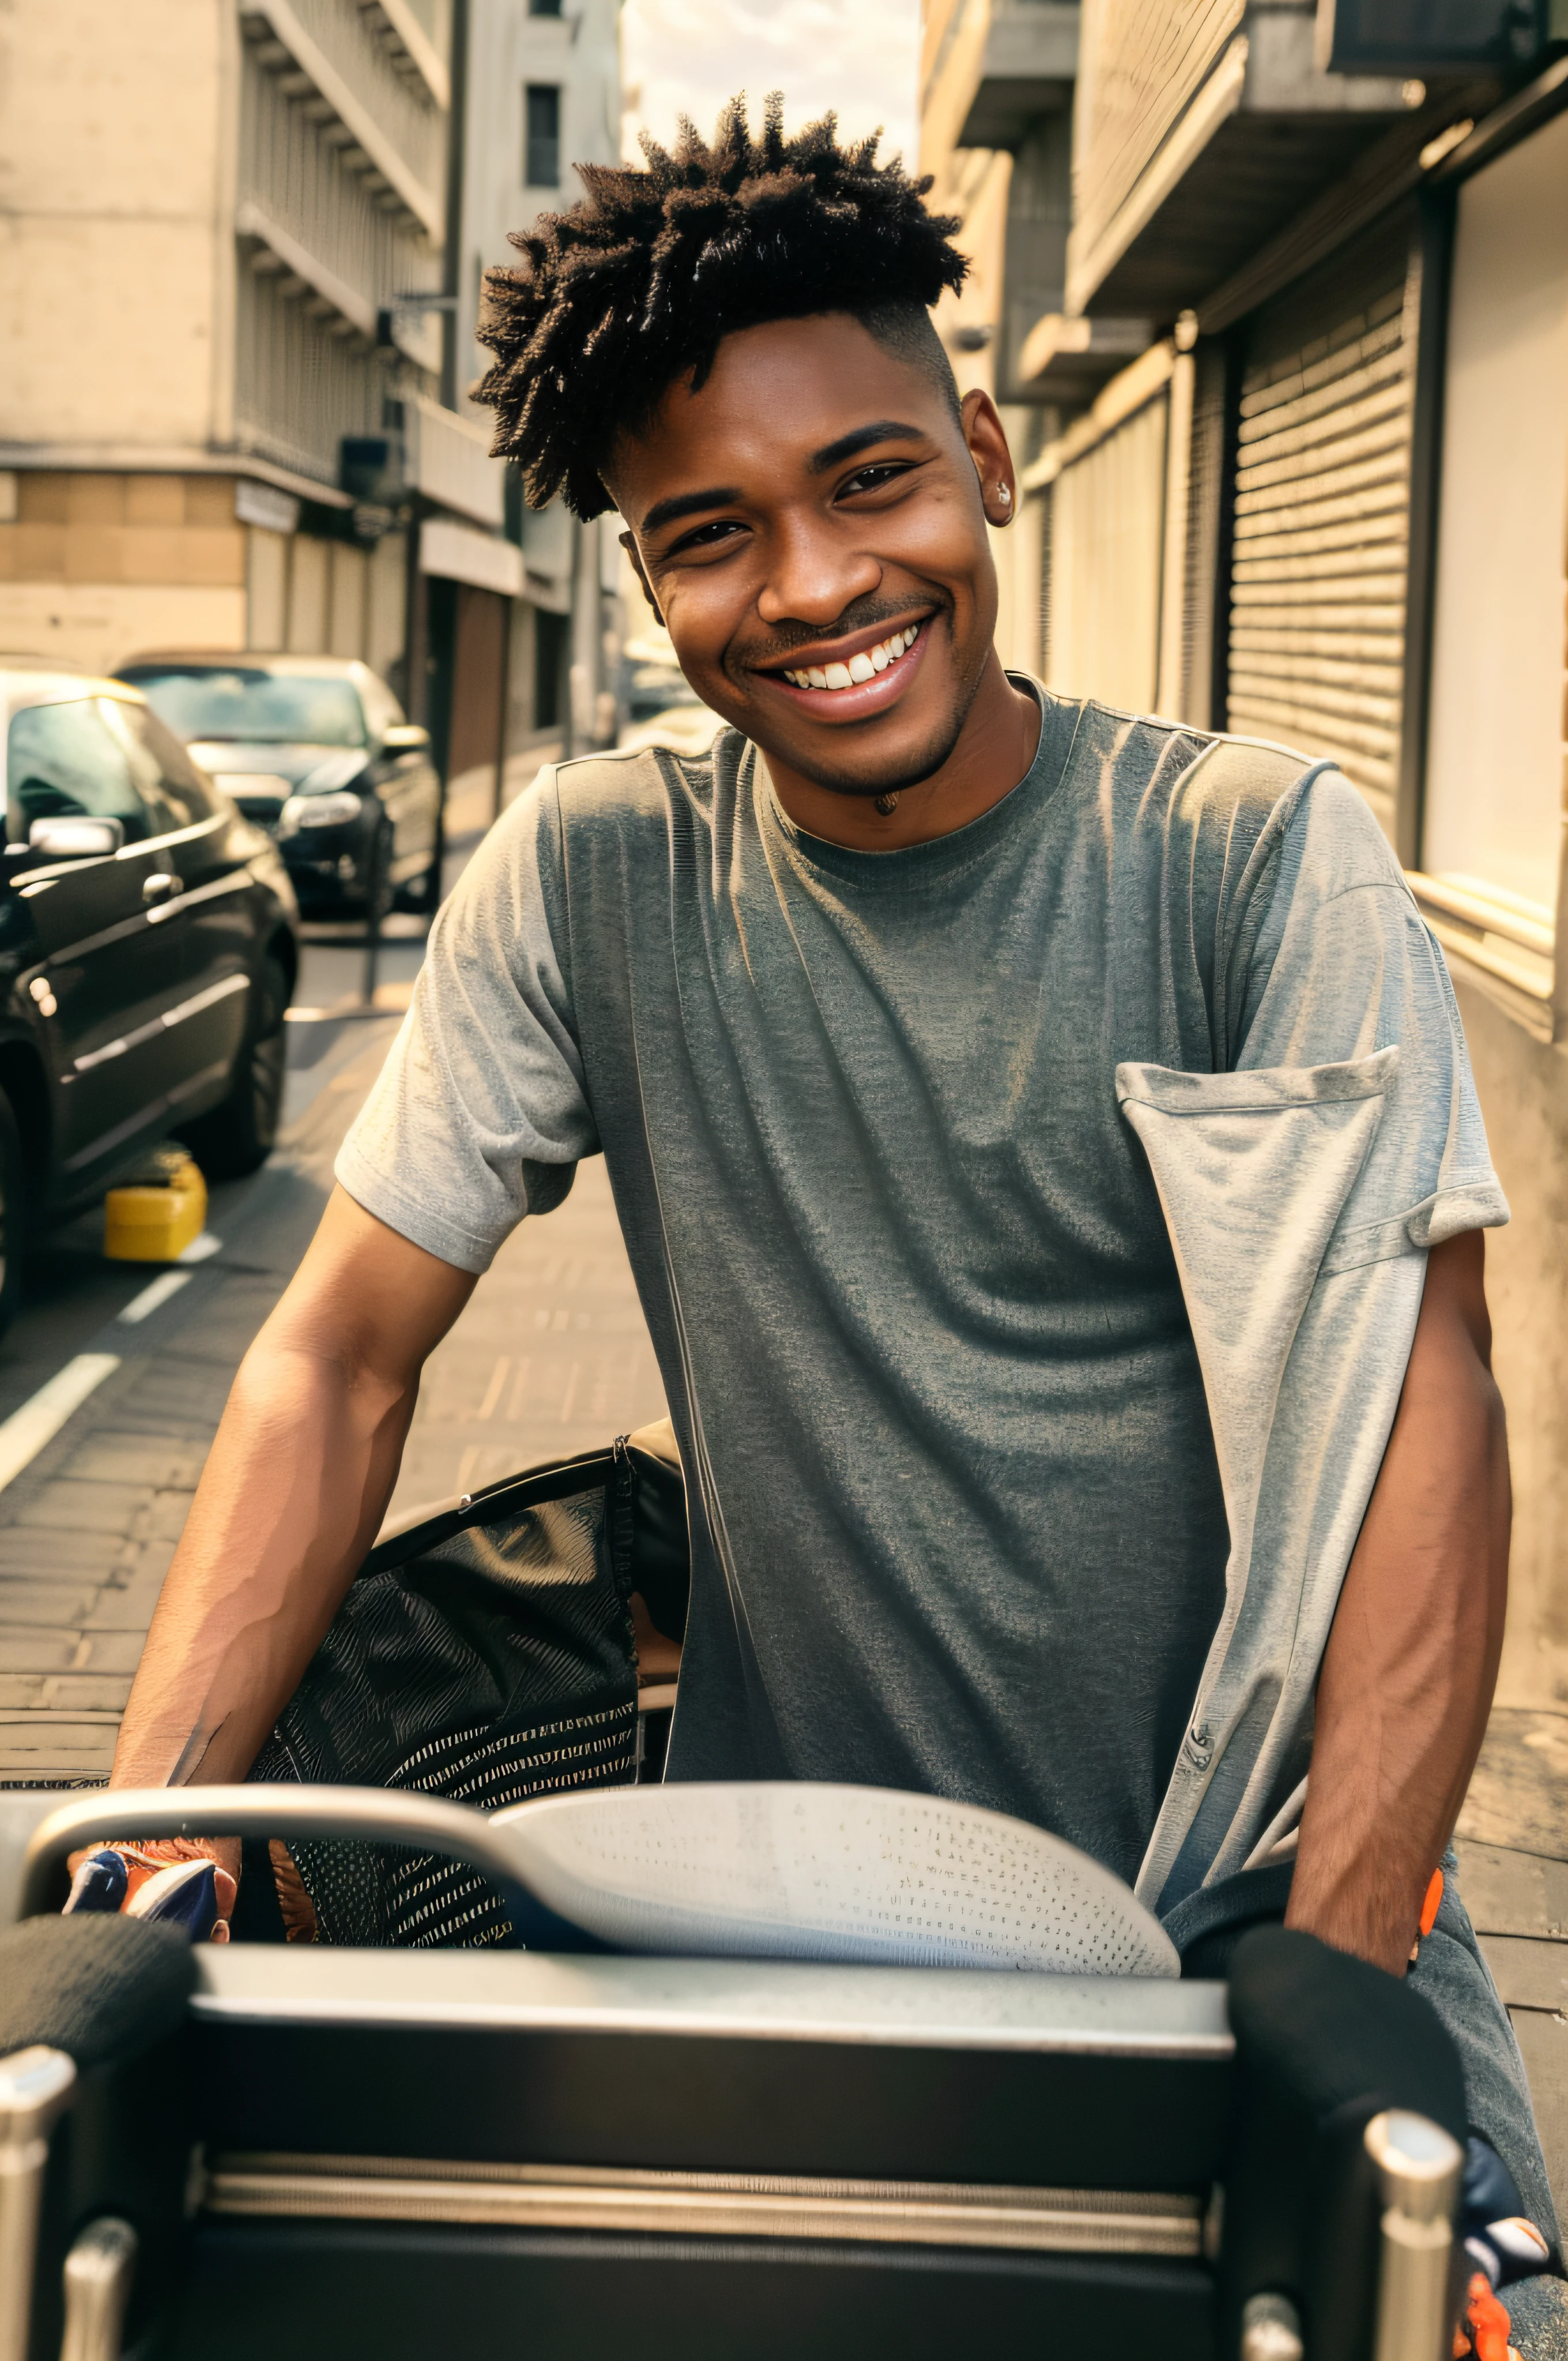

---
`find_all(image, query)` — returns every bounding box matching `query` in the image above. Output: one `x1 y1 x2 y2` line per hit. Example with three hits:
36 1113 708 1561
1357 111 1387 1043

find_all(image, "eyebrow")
809 420 928 473
639 420 931 539
640 485 740 537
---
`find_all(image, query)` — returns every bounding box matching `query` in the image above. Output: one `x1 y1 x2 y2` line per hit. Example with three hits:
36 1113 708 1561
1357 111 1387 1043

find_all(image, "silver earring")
997 485 1012 506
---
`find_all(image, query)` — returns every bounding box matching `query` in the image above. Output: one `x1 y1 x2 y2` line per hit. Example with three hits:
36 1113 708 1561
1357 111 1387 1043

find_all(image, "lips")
779 624 920 692
757 618 932 722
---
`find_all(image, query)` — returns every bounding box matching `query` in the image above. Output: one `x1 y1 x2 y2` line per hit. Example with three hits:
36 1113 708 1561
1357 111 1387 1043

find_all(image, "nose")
755 514 880 632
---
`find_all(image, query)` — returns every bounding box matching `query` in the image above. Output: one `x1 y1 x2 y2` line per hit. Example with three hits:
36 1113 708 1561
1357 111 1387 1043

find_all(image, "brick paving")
1456 1708 1568 2215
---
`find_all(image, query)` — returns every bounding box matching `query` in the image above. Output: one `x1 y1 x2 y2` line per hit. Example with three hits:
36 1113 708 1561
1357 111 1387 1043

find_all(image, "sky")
620 0 921 171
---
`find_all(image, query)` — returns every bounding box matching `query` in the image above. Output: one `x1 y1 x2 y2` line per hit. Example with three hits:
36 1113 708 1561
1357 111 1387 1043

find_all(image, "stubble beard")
742 604 992 804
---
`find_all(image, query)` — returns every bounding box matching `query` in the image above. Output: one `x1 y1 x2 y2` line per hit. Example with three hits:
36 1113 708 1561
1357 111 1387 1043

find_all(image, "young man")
104 100 1559 2294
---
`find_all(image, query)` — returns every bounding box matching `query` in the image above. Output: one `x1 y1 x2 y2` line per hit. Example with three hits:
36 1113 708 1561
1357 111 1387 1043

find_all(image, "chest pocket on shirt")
1113 1048 1396 1566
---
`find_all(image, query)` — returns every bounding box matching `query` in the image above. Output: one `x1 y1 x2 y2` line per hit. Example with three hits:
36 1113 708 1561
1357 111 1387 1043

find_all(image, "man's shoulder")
1072 694 1317 826
1071 693 1393 885
549 728 736 831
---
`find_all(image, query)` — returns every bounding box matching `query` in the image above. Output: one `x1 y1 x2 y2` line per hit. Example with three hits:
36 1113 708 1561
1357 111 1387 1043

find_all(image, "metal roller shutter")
1226 220 1415 841
1046 392 1169 716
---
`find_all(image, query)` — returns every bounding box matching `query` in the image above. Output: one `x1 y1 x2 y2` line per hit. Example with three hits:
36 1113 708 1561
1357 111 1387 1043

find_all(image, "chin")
782 710 971 801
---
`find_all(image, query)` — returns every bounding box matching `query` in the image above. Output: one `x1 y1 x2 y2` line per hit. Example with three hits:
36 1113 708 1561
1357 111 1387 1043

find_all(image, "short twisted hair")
474 94 969 521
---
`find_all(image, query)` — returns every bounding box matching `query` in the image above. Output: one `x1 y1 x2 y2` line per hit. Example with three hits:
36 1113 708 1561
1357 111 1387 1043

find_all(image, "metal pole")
0 2046 76 2361
59 2219 138 2361
361 814 384 1008
1366 2109 1464 2361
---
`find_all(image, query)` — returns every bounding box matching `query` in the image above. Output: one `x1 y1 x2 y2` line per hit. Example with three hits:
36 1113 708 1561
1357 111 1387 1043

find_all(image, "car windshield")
122 667 367 748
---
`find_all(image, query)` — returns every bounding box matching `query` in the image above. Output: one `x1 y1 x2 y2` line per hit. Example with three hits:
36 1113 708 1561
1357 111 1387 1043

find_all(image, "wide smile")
754 618 933 723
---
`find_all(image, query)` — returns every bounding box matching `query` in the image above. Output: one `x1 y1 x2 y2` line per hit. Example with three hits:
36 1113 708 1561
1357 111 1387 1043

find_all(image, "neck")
762 652 1042 851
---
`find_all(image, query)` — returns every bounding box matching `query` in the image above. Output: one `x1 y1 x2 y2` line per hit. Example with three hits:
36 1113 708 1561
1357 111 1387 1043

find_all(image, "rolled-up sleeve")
336 768 600 1273
1237 770 1508 1269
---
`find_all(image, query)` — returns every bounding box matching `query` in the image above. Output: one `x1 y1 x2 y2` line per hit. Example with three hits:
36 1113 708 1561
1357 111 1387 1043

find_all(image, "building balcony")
239 0 447 241
1064 0 1439 319
958 0 1080 149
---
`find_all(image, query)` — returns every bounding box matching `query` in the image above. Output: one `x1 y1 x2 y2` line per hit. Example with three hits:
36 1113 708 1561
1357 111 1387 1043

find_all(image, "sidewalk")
1455 1710 1568 2212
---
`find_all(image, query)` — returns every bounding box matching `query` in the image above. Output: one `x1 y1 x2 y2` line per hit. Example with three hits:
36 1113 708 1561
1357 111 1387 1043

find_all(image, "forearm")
1287 1232 1509 1973
111 1330 416 1790
109 1187 474 1794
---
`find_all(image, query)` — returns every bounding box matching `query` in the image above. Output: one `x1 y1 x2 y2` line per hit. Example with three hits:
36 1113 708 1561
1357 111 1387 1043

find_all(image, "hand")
65 1835 240 1941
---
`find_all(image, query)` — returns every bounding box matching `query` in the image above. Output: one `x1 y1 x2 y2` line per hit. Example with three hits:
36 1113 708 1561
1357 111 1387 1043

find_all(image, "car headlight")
278 790 364 837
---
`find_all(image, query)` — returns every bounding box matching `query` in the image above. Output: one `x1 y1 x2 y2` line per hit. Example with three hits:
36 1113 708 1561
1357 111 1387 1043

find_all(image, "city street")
10 1 1568 2349
0 867 667 1789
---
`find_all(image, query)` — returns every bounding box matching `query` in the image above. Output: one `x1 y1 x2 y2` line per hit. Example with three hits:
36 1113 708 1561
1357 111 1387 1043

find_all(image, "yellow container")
104 1149 207 1262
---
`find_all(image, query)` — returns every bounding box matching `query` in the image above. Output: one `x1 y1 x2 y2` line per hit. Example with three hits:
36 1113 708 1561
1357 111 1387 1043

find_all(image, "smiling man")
101 99 1561 2298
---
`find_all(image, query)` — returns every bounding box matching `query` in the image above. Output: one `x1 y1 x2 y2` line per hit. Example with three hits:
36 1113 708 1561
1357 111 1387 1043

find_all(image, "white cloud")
620 0 920 170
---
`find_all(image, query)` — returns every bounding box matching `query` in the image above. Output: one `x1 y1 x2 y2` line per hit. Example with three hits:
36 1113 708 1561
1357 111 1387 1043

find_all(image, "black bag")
250 1423 688 1949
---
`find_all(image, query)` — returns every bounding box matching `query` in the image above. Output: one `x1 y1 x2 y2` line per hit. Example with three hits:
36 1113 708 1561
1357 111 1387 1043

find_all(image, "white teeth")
786 624 922 693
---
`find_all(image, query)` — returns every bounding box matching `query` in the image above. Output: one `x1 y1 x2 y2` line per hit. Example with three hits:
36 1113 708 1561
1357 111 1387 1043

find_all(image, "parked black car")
0 663 300 1335
116 654 442 918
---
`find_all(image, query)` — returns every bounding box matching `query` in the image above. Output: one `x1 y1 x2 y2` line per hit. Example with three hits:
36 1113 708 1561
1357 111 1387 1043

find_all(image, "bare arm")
110 1187 476 1797
1286 1229 1509 1974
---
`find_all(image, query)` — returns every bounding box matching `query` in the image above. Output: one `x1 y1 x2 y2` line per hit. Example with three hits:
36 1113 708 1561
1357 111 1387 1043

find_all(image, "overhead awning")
419 516 525 598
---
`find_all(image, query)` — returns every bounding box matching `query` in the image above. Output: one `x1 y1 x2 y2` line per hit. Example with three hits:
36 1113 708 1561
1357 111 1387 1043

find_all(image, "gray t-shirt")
338 684 1492 1889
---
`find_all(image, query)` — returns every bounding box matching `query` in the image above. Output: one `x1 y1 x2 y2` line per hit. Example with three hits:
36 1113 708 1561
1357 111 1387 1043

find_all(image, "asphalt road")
0 921 426 1430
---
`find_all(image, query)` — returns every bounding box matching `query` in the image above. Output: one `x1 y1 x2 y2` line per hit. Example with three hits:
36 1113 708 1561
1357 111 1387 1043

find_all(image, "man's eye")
842 462 913 496
668 519 744 556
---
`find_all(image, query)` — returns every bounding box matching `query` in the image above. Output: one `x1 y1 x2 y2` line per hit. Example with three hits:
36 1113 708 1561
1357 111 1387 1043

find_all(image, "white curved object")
491 1784 1180 1977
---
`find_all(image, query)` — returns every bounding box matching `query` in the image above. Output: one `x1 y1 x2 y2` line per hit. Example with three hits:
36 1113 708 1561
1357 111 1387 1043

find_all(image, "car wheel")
179 955 289 1182
0 1086 28 1344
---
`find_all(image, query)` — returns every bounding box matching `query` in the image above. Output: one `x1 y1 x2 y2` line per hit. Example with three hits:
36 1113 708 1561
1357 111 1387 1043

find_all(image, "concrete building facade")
450 0 626 803
0 0 463 698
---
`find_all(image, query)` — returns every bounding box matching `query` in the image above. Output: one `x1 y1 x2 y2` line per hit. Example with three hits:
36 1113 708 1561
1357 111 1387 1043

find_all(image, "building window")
525 85 561 187
529 0 563 15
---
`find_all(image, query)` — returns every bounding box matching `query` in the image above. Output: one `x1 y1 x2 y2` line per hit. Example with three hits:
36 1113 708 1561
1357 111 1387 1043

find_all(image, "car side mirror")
27 816 125 859
381 723 430 753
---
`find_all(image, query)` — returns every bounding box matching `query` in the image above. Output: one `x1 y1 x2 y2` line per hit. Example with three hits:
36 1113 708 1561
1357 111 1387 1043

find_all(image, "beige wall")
246 526 289 650
1424 111 1568 919
1454 978 1568 1715
244 522 407 677
0 471 245 670
366 534 407 685
0 1 223 450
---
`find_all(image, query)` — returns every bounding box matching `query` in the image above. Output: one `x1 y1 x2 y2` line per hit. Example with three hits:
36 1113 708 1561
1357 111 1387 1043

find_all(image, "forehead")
609 314 953 519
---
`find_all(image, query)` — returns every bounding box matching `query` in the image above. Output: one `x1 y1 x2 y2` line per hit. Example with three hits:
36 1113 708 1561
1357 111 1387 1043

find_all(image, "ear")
620 530 664 623
961 389 1017 529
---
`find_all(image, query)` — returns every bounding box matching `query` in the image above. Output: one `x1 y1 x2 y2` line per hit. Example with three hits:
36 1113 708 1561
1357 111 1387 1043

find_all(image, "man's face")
609 314 1016 801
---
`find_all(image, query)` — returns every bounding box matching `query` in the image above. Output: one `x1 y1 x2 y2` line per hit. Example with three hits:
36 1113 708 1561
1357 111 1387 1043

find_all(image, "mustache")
734 591 948 672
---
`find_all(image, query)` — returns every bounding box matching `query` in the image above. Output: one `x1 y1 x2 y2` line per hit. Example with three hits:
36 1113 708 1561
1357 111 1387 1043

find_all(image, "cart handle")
19 1785 532 1921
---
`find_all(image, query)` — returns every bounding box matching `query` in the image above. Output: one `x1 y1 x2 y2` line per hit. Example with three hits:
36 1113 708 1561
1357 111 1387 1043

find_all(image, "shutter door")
1226 219 1415 842
1046 393 1169 716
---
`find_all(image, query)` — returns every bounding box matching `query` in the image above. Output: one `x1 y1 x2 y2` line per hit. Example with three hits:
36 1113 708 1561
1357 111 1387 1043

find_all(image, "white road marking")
178 1232 223 1265
119 1270 192 1325
0 1354 121 1494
